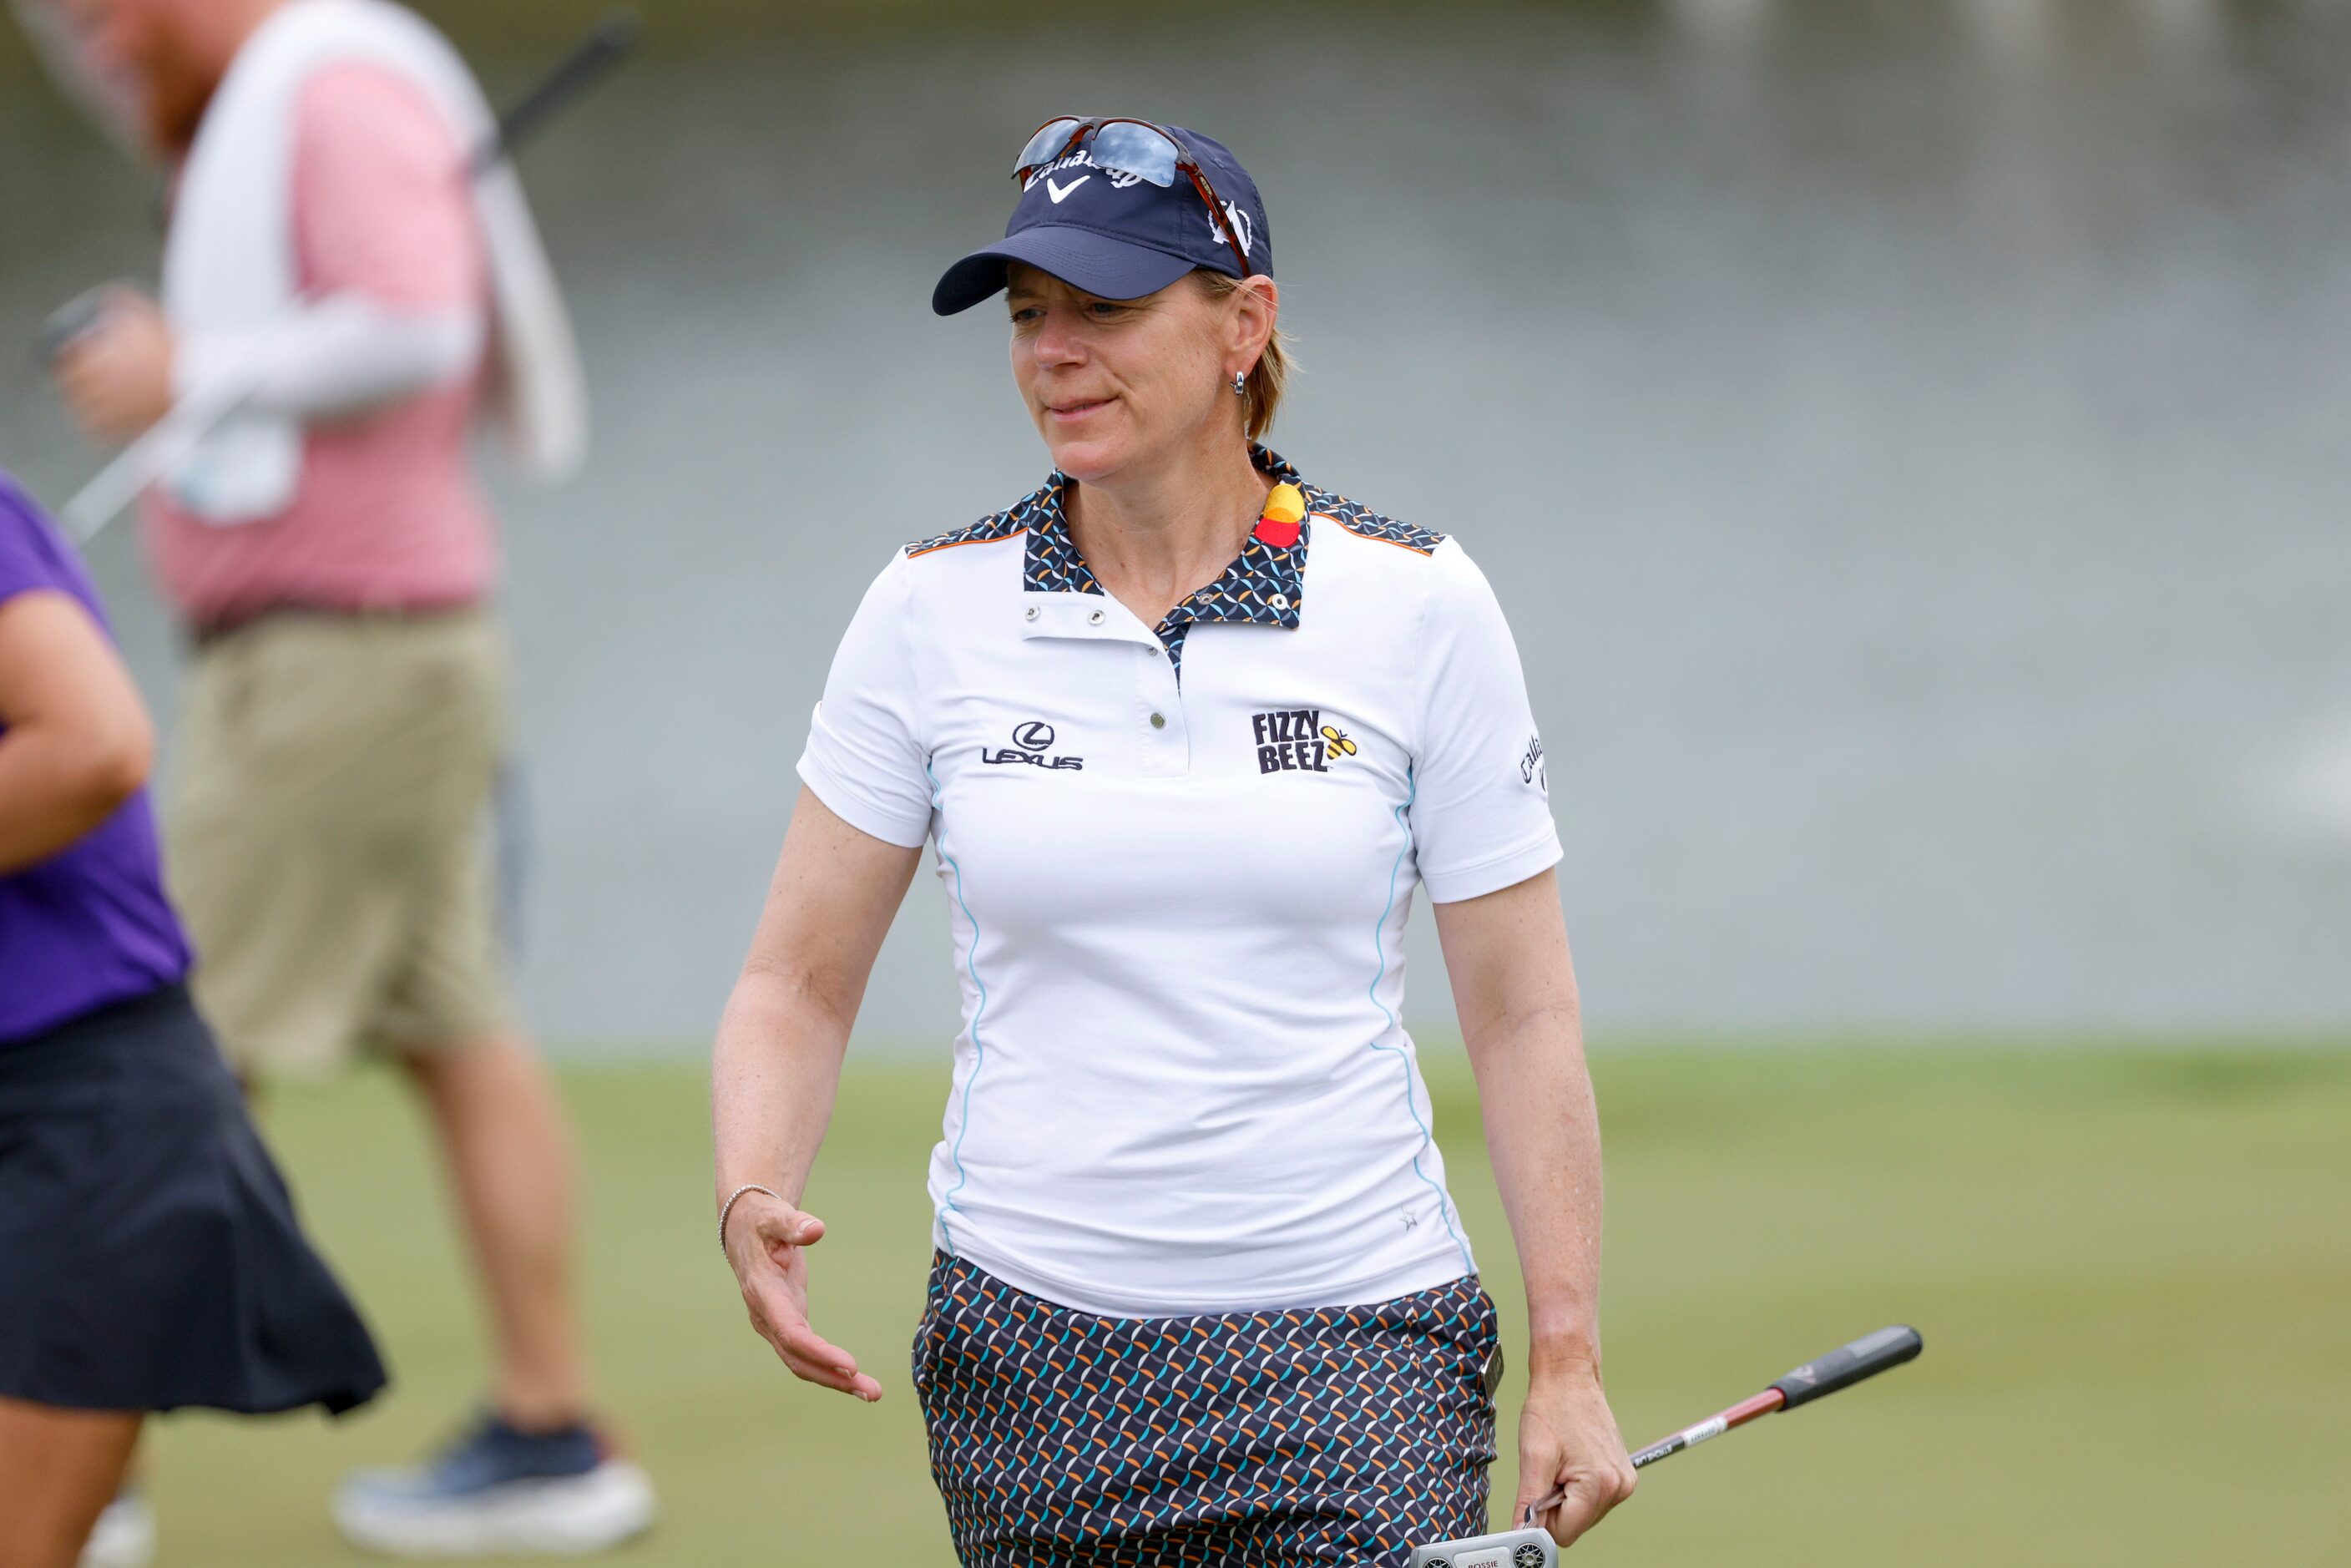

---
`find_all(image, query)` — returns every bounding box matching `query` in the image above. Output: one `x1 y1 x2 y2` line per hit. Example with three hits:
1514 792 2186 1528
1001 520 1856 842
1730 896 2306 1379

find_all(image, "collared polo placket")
1136 623 1186 777
1017 589 1190 775
1014 454 1309 780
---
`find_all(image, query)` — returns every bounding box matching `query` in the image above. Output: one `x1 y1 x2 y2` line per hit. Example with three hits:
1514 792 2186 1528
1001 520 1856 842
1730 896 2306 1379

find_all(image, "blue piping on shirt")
1370 766 1475 1274
928 759 986 1257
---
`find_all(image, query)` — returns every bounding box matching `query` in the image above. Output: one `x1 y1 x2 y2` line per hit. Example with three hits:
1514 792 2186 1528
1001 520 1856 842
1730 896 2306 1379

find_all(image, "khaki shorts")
166 609 515 1077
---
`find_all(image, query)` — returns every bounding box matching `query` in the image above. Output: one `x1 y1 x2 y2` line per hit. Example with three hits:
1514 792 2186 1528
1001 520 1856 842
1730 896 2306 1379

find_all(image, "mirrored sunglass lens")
1014 118 1085 175
1087 122 1179 186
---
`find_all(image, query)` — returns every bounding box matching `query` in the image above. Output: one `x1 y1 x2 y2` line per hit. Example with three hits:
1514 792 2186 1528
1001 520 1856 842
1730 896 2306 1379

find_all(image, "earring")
1230 371 1247 397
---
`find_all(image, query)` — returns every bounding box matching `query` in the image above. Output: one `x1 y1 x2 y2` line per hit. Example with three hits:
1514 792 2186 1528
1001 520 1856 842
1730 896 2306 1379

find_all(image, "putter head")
38 289 111 364
1408 1524 1555 1568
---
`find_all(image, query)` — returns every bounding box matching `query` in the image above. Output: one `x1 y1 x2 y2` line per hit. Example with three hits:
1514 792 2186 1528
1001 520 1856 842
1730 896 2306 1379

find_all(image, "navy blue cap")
933 124 1272 316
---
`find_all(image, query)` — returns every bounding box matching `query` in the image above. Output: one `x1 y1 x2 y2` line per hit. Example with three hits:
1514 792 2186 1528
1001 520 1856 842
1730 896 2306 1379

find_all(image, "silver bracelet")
718 1182 781 1257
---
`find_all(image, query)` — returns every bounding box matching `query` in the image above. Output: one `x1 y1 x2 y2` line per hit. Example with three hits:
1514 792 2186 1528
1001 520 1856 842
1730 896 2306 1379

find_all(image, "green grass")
142 1046 2351 1565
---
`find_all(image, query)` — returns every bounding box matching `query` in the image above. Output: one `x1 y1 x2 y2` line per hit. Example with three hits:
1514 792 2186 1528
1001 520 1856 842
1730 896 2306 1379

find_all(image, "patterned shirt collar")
1024 447 1309 677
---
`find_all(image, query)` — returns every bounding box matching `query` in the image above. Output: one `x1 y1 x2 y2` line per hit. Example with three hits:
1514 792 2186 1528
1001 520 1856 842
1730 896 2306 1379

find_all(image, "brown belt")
189 598 482 651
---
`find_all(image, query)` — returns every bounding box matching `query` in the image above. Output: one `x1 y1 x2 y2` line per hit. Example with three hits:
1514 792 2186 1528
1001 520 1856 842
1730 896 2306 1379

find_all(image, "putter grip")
1768 1325 1921 1409
39 291 110 363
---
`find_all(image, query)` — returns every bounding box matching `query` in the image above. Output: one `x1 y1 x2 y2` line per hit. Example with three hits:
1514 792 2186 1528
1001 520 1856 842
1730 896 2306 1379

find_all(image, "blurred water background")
6 0 2350 1048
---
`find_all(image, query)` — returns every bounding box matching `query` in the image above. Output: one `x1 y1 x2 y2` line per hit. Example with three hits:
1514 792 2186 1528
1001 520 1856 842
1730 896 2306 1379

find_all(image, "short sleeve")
1408 539 1561 903
796 550 933 848
292 63 483 309
0 483 73 609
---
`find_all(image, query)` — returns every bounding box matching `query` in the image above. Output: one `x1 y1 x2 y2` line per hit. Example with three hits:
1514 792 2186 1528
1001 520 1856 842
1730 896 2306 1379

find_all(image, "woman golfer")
0 467 385 1568
715 119 1634 1564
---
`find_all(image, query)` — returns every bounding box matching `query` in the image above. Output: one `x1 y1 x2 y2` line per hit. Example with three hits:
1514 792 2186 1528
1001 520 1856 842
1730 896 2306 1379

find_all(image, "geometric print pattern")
905 485 1054 563
1297 475 1448 557
902 446 1446 680
913 1253 1499 1567
1010 448 1310 684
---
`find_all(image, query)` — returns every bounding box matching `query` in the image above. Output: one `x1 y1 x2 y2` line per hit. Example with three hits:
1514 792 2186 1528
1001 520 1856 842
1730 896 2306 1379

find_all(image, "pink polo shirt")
144 62 495 627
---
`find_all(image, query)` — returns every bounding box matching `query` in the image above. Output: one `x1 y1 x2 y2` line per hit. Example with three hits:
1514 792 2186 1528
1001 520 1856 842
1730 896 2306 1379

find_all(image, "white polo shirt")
798 448 1560 1318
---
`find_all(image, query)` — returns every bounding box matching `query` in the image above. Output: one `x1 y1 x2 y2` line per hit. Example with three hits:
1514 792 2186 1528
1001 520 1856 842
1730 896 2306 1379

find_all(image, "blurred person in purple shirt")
0 518 189 1047
29 0 653 1552
0 467 384 1568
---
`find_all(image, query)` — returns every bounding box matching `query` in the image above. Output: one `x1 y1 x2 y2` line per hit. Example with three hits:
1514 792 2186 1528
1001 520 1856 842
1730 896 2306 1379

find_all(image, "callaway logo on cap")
933 121 1272 315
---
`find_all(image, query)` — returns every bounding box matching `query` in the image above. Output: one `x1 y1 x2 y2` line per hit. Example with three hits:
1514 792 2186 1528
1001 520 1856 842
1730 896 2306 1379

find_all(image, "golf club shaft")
471 6 641 174
63 412 200 542
1521 1325 1923 1523
1628 1387 1784 1469
1518 1388 1780 1521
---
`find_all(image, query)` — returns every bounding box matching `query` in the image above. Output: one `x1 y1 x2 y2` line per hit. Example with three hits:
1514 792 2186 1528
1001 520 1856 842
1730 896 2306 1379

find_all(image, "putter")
1408 1325 1924 1568
43 6 642 544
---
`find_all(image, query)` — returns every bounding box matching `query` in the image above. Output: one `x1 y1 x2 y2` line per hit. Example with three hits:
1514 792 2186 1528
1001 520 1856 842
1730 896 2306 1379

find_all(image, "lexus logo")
984 721 1082 771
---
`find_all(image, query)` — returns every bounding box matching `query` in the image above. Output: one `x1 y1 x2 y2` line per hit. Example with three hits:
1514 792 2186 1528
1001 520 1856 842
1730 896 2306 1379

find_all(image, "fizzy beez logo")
1252 709 1353 774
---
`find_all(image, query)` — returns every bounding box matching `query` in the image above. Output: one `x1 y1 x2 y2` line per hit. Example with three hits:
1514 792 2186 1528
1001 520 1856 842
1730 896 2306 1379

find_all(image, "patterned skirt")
913 1253 1499 1567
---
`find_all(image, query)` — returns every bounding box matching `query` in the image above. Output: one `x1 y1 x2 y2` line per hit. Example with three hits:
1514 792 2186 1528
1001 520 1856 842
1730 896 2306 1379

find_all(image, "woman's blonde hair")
1192 271 1292 443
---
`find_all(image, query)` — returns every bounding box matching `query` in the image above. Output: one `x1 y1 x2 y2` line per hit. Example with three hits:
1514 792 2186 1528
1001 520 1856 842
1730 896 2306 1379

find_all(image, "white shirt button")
1087 608 1106 626
1147 645 1160 657
1023 604 1039 622
1150 712 1166 729
1272 594 1290 609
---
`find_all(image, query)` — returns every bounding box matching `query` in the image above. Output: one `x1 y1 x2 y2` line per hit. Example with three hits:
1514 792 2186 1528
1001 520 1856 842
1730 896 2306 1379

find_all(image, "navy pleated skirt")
0 984 387 1415
913 1252 1499 1567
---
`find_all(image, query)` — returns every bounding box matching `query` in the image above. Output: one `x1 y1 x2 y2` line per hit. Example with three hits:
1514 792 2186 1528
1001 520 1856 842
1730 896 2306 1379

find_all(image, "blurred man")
34 0 655 1554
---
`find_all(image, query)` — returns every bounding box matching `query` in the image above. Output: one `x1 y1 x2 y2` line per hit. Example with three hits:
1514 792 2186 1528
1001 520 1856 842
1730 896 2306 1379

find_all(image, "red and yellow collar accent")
1251 482 1307 549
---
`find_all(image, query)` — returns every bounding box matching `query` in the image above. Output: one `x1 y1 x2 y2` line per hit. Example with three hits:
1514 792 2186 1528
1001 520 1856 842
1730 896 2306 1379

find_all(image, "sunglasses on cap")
1014 116 1252 280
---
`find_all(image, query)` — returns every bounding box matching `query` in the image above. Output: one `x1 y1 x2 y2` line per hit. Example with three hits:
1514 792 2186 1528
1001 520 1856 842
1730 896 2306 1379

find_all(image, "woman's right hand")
722 1189 882 1402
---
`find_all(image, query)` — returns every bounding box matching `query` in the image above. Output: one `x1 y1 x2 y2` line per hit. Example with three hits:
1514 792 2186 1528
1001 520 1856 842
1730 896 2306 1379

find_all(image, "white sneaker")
332 1413 655 1557
78 1491 155 1568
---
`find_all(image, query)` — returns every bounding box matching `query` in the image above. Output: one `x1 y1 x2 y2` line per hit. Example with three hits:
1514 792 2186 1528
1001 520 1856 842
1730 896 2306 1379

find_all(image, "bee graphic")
1319 724 1358 759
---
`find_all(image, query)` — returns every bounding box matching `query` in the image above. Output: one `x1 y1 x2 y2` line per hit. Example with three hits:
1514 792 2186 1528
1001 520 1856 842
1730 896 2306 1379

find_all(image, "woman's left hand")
1513 1360 1636 1548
